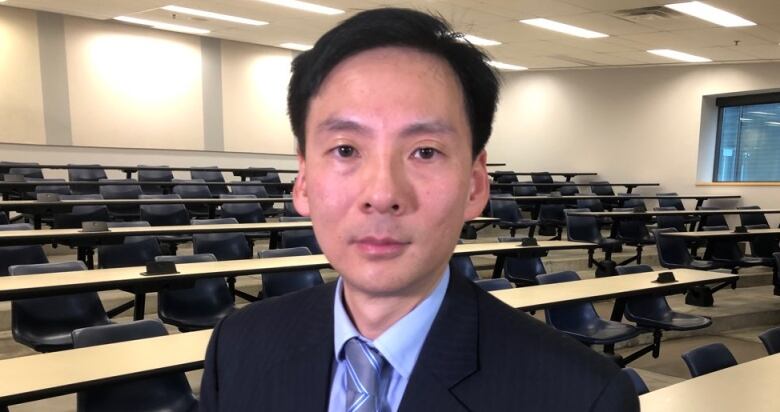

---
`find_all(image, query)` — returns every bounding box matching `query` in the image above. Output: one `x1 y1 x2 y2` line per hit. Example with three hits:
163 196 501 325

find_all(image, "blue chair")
536 271 641 365
53 194 111 229
229 183 284 217
654 228 723 271
681 343 737 378
702 226 773 273
616 265 712 358
489 195 537 238
219 195 267 223
278 216 321 253
139 194 191 254
474 278 513 291
191 218 252 260
576 198 613 227
612 207 655 265
558 183 580 196
32 178 72 196
155 254 236 331
657 192 698 227
537 203 566 239
72 320 198 412
697 206 729 230
737 205 770 229
449 240 479 281
531 172 555 193
566 209 623 275
138 165 174 195
250 171 284 197
9 261 110 352
0 223 48 275
497 236 546 286
99 179 143 220
6 162 43 179
620 368 649 396
512 184 539 214
759 326 780 355
172 179 213 218
191 167 229 196
0 212 8 225
68 164 107 195
258 247 324 298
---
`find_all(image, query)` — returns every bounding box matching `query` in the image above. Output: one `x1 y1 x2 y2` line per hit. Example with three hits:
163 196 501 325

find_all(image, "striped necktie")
343 337 391 412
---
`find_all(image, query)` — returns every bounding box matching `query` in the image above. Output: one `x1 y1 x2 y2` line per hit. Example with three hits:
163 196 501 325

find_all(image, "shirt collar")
333 267 450 379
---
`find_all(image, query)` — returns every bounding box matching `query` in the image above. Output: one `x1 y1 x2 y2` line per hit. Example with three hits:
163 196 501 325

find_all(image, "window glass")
715 102 780 182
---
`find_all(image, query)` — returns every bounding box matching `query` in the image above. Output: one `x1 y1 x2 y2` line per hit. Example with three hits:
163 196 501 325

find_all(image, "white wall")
489 62 780 225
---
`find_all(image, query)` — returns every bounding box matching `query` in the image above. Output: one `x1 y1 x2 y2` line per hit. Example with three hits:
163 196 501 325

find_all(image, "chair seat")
159 306 236 331
597 238 623 253
622 235 656 246
689 260 723 270
562 319 640 345
499 219 537 229
157 235 193 243
16 319 112 352
628 311 712 331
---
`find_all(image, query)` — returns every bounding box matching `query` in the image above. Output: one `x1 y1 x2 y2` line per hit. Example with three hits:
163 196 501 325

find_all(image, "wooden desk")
566 208 780 232
0 197 294 228
488 172 599 182
494 194 741 209
486 163 507 167
0 329 211 406
660 227 780 240
0 163 297 179
0 268 735 407
640 353 780 412
491 182 660 193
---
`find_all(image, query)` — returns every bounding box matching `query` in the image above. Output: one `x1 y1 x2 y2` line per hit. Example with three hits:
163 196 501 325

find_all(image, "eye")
414 147 438 160
334 145 356 158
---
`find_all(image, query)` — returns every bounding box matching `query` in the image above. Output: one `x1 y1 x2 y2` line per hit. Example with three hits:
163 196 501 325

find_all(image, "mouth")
351 236 411 258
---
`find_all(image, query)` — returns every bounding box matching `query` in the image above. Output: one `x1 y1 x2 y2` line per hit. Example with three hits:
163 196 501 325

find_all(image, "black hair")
287 7 500 158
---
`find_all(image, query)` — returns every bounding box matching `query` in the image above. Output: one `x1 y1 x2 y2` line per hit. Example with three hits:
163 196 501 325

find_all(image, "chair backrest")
538 203 565 222
98 222 162 268
449 239 479 281
7 163 43 179
284 200 302 217
536 271 602 329
278 216 321 253
191 218 252 260
138 194 190 226
558 183 579 196
498 237 546 285
737 205 770 229
253 174 284 197
155 254 234 330
622 197 647 212
565 209 603 243
653 228 693 267
701 226 743 260
191 167 229 195
258 247 324 297
531 172 554 193
697 206 729 230
0 212 8 225
229 182 270 199
758 326 780 355
32 178 71 196
10 261 109 352
590 181 615 196
138 165 173 194
654 207 687 232
172 180 213 217
98 179 143 217
681 342 737 378
512 184 537 197
474 278 513 291
612 208 651 242
490 196 520 223
0 223 48 275
615 264 674 322
493 171 519 184
576 198 605 213
620 368 649 396
53 194 110 229
657 192 684 210
71 320 197 412
219 195 266 223
68 165 106 195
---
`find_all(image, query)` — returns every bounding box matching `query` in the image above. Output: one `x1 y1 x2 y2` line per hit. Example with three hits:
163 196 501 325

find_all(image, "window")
714 93 780 182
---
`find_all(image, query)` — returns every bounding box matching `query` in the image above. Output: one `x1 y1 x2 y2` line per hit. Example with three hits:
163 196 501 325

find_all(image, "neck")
341 265 446 340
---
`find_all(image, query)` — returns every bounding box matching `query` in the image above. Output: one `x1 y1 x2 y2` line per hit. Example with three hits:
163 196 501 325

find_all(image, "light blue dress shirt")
328 267 450 412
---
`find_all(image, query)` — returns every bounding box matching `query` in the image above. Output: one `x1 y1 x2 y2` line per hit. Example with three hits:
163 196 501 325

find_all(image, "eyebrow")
316 117 456 138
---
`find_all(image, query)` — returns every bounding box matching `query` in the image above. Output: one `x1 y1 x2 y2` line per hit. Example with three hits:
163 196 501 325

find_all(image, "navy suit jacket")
200 271 639 411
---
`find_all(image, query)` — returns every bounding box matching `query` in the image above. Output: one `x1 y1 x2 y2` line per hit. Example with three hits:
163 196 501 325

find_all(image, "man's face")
293 46 489 298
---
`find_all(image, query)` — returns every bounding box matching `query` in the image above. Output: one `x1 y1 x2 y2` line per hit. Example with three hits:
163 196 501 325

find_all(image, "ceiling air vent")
612 6 683 23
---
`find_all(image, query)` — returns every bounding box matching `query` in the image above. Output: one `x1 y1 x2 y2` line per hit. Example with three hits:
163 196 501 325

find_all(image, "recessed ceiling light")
279 42 313 51
255 0 343 15
519 18 608 39
665 2 755 27
461 34 501 47
114 16 210 35
161 5 268 26
647 49 712 63
488 61 528 71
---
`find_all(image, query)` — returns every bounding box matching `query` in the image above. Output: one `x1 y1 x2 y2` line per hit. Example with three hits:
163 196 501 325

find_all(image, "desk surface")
640 353 780 412
488 172 598 177
0 180 292 187
0 329 211 405
568 208 780 217
662 227 780 239
1 164 298 174
0 197 293 210
494 195 741 201
0 240 590 301
491 182 659 187
0 268 735 405
492 269 737 311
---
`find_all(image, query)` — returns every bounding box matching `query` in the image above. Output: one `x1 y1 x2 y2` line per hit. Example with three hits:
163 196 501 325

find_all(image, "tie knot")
343 338 390 412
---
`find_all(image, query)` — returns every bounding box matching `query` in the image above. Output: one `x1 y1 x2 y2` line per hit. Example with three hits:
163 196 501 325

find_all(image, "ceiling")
4 0 780 69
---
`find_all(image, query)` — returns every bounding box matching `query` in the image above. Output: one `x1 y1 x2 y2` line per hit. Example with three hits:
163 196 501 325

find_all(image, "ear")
292 152 311 216
463 150 489 221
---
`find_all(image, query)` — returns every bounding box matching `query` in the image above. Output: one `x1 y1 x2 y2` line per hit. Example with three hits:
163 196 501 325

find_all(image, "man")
200 8 639 411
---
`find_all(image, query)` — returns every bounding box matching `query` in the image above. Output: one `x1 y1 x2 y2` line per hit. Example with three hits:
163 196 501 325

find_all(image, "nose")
361 153 414 215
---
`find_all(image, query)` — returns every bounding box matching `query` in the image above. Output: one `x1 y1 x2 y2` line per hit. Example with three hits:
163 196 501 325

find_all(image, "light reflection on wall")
250 54 292 124
86 33 200 103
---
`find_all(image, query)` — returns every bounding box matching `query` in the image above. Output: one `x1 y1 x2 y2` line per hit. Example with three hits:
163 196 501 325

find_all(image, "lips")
352 236 411 258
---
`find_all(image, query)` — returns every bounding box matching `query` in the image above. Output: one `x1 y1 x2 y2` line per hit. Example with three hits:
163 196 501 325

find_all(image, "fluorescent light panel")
520 18 608 39
488 61 528 71
647 49 711 62
256 0 343 15
665 1 755 27
115 16 210 35
279 42 313 51
462 34 501 46
161 5 268 26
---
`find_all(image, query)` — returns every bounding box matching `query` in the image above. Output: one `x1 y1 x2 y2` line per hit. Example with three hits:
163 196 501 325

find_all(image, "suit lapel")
263 282 337 411
399 272 479 411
